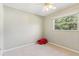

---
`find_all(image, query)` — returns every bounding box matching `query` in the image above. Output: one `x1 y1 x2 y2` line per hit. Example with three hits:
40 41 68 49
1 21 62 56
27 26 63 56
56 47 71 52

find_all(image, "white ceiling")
4 3 75 16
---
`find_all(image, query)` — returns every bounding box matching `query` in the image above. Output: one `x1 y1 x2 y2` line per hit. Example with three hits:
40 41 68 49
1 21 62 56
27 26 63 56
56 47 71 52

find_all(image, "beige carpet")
3 43 79 56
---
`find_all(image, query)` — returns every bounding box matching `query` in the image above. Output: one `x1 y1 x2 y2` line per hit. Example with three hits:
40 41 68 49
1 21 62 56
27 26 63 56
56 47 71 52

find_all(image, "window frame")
52 13 79 31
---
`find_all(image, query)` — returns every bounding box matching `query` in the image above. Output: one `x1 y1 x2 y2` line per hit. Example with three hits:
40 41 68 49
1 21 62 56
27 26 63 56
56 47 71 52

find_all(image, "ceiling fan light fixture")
43 3 56 11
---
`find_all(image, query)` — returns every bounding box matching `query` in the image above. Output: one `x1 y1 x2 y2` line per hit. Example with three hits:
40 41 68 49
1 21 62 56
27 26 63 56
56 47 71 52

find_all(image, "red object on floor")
37 38 48 45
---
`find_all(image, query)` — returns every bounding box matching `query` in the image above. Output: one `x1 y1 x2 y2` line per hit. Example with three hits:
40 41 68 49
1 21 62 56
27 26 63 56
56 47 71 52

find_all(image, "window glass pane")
55 14 78 30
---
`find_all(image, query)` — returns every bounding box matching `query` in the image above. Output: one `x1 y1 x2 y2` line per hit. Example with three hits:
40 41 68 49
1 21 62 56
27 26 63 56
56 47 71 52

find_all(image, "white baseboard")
3 42 35 53
48 42 79 54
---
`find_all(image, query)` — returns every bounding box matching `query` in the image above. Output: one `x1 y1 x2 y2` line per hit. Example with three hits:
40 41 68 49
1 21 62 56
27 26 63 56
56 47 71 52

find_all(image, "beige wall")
0 4 3 51
44 4 79 51
4 6 43 49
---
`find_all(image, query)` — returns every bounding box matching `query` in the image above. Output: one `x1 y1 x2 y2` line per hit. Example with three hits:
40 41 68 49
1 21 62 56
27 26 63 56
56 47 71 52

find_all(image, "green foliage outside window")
55 15 78 30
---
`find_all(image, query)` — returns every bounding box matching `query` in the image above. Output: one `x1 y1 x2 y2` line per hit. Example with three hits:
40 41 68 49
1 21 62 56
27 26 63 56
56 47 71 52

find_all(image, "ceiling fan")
43 3 56 11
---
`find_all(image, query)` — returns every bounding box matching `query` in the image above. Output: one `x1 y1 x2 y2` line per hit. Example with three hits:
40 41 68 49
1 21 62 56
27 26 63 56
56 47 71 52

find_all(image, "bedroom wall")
4 5 43 50
44 4 79 51
0 4 3 52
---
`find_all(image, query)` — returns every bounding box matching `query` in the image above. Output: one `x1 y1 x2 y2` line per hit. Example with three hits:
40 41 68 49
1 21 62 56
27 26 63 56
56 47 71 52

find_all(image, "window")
53 13 79 31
